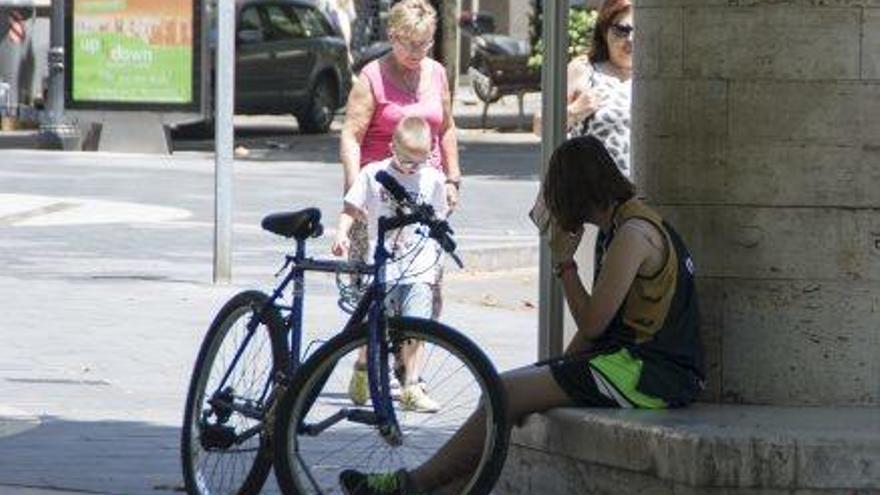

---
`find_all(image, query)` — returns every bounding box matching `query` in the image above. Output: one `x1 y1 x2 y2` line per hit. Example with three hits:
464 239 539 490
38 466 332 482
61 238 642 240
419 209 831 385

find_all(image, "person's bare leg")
355 347 367 366
399 339 424 385
407 364 573 492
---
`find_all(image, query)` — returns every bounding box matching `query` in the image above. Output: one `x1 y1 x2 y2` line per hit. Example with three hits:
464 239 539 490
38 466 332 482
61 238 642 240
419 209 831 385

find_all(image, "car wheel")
297 76 337 134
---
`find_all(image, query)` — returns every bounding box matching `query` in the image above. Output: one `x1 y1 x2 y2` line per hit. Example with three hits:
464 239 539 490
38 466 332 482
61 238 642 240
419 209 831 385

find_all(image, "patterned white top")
569 61 632 178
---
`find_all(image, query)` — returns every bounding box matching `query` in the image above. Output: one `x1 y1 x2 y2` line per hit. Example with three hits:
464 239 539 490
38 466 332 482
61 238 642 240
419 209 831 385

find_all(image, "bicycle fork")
366 287 403 446
297 291 402 447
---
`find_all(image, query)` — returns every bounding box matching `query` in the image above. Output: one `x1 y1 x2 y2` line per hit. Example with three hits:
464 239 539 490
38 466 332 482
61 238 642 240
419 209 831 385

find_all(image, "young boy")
332 116 448 413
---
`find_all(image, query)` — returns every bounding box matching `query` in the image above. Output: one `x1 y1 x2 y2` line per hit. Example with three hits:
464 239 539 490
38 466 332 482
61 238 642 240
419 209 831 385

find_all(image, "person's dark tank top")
595 199 705 405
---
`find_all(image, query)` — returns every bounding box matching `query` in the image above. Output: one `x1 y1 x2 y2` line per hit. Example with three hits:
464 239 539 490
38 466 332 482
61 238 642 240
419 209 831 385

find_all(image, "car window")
263 4 306 40
294 6 331 38
239 7 263 32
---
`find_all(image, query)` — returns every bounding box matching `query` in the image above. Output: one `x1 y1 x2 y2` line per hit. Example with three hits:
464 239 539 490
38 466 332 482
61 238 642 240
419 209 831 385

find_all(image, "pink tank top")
359 59 447 171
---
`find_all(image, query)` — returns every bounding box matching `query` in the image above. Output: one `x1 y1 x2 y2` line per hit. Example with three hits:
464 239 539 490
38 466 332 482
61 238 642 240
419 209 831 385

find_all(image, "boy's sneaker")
389 376 402 400
400 383 440 413
348 368 369 406
339 469 416 495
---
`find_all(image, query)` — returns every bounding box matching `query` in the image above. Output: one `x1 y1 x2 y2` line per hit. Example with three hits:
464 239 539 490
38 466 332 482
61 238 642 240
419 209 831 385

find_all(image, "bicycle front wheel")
181 290 289 495
274 317 509 495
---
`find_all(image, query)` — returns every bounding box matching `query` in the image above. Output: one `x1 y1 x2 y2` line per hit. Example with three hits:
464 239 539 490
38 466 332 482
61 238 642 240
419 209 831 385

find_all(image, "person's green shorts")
542 348 667 409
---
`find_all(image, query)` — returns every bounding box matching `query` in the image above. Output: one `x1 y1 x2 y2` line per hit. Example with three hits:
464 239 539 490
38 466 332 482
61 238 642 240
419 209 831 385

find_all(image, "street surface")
0 98 543 494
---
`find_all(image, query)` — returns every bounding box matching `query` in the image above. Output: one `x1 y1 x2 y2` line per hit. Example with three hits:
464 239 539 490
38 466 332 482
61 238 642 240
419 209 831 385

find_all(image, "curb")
0 405 40 440
0 130 41 149
459 243 539 272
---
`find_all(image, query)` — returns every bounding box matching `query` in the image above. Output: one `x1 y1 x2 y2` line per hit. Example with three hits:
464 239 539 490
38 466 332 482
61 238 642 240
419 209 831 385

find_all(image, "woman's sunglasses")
394 36 435 55
609 23 634 40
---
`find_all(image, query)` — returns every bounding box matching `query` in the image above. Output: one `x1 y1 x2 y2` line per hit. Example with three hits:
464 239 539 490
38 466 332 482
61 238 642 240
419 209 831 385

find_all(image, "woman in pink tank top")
337 2 459 404
340 0 460 211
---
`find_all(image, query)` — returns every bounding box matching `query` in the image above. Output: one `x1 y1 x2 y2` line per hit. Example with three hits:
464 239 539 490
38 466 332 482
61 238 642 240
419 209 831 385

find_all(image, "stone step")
499 404 880 494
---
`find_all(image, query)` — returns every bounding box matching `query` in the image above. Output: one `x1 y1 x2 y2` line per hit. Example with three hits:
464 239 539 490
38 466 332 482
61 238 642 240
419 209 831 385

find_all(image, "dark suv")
227 0 352 133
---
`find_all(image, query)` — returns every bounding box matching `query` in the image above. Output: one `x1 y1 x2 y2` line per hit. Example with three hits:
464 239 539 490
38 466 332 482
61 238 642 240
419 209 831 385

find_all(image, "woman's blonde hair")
387 0 437 40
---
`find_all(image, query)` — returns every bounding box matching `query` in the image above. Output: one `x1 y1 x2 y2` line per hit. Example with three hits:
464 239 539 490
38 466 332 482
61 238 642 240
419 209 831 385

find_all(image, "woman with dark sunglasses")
537 0 634 177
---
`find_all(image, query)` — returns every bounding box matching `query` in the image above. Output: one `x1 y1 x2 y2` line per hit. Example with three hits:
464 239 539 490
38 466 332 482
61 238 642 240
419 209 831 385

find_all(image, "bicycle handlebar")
375 170 463 268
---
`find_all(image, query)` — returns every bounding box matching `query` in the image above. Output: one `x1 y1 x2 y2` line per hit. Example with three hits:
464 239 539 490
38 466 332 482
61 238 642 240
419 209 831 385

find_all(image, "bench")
495 404 880 494
470 54 541 129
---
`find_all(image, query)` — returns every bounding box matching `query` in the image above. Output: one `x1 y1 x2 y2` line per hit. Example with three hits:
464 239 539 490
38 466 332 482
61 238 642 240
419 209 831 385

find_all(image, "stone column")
634 2 880 405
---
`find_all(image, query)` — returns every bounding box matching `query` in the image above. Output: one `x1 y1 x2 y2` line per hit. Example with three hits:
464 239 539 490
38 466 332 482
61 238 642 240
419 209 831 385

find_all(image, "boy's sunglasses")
609 23 634 39
394 155 426 171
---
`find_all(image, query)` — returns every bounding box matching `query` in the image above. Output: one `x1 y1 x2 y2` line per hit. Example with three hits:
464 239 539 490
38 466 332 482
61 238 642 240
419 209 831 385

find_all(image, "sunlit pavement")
0 132 540 494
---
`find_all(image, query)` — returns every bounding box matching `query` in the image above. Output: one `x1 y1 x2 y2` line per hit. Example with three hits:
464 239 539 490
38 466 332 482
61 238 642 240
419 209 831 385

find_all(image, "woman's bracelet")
445 178 461 190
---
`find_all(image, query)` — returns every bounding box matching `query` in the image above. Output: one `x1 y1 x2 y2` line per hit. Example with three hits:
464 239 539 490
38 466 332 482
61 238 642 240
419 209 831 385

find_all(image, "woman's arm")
564 59 602 129
532 59 600 135
439 77 461 211
559 222 658 355
340 77 375 193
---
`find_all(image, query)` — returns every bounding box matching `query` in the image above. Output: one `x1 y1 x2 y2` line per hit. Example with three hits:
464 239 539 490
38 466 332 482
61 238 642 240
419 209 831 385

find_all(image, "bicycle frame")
207 210 427 443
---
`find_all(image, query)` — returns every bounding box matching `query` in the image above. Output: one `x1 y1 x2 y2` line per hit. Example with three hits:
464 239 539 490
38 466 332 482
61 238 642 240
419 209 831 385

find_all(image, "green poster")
71 0 194 105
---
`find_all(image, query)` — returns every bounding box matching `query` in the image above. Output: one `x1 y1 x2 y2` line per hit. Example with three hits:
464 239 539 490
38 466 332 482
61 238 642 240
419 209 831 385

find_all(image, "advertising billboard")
65 0 201 111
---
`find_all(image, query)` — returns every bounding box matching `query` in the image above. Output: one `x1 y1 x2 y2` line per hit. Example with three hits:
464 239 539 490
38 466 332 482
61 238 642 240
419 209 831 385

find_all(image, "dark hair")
542 136 635 232
588 0 633 64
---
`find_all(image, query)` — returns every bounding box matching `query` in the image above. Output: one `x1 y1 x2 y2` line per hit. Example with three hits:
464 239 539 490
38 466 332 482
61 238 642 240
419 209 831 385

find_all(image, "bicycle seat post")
289 237 307 368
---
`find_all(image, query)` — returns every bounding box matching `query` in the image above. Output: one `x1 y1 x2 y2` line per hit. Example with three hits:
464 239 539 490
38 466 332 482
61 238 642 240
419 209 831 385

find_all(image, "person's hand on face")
549 221 584 265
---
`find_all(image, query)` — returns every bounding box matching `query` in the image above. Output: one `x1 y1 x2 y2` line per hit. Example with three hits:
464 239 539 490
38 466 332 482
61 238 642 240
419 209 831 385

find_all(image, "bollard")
0 80 11 130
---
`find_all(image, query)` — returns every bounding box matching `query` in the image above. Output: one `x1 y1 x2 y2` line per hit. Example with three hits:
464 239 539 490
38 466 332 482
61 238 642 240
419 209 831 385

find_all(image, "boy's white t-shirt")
344 159 448 284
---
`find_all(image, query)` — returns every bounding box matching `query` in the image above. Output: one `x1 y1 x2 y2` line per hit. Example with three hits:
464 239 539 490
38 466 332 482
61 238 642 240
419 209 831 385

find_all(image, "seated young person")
340 135 705 495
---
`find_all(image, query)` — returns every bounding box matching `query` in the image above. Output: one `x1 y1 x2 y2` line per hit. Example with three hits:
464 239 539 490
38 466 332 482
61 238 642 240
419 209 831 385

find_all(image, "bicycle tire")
273 317 509 495
181 290 290 495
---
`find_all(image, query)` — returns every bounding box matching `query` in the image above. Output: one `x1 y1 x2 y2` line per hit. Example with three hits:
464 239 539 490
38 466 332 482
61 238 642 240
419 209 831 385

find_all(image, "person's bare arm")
532 59 600 135
440 79 461 213
564 59 603 129
561 222 658 355
332 204 365 256
439 80 461 211
340 77 375 193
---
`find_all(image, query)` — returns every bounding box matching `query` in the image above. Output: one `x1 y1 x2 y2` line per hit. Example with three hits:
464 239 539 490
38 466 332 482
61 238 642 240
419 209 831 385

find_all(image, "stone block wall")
632 1 880 405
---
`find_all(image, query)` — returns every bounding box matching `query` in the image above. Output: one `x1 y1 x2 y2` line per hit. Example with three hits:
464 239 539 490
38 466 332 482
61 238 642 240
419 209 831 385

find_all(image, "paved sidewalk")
0 146 541 494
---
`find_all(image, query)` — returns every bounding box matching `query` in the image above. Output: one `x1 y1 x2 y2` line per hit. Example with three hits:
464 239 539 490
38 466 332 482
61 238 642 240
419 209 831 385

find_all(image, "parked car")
198 0 353 135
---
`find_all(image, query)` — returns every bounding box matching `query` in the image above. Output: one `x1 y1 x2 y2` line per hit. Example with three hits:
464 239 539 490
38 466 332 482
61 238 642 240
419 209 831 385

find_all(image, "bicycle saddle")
261 208 324 241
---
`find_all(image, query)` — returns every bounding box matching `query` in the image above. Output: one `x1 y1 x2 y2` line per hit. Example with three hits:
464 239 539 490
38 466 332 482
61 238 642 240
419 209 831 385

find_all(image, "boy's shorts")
385 283 433 319
541 348 667 409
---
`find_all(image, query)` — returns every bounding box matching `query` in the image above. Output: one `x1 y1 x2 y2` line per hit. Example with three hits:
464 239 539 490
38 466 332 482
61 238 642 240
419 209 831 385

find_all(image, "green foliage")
528 8 598 70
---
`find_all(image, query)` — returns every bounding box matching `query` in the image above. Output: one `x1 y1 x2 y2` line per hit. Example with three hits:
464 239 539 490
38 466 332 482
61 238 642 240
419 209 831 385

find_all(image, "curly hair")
387 0 437 40
542 136 635 232
588 0 633 64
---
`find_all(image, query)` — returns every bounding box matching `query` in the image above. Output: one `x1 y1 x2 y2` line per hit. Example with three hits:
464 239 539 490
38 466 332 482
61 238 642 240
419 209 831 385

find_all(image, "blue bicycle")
181 172 509 495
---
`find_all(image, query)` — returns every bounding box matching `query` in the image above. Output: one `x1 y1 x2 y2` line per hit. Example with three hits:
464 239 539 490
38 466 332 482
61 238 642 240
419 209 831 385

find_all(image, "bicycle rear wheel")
181 290 290 495
273 317 509 495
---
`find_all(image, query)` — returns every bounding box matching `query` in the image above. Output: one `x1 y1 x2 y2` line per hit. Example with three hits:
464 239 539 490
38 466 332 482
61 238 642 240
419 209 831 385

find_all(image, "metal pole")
46 0 61 122
38 0 77 149
537 0 567 360
441 0 461 95
214 0 235 283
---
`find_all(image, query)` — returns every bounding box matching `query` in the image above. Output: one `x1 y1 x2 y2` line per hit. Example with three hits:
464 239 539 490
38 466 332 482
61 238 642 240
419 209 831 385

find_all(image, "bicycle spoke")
183 291 284 495
277 323 507 495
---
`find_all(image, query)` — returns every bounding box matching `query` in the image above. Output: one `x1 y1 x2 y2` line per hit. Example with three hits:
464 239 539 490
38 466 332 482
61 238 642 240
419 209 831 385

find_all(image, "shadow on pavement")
172 123 541 181
0 416 187 495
